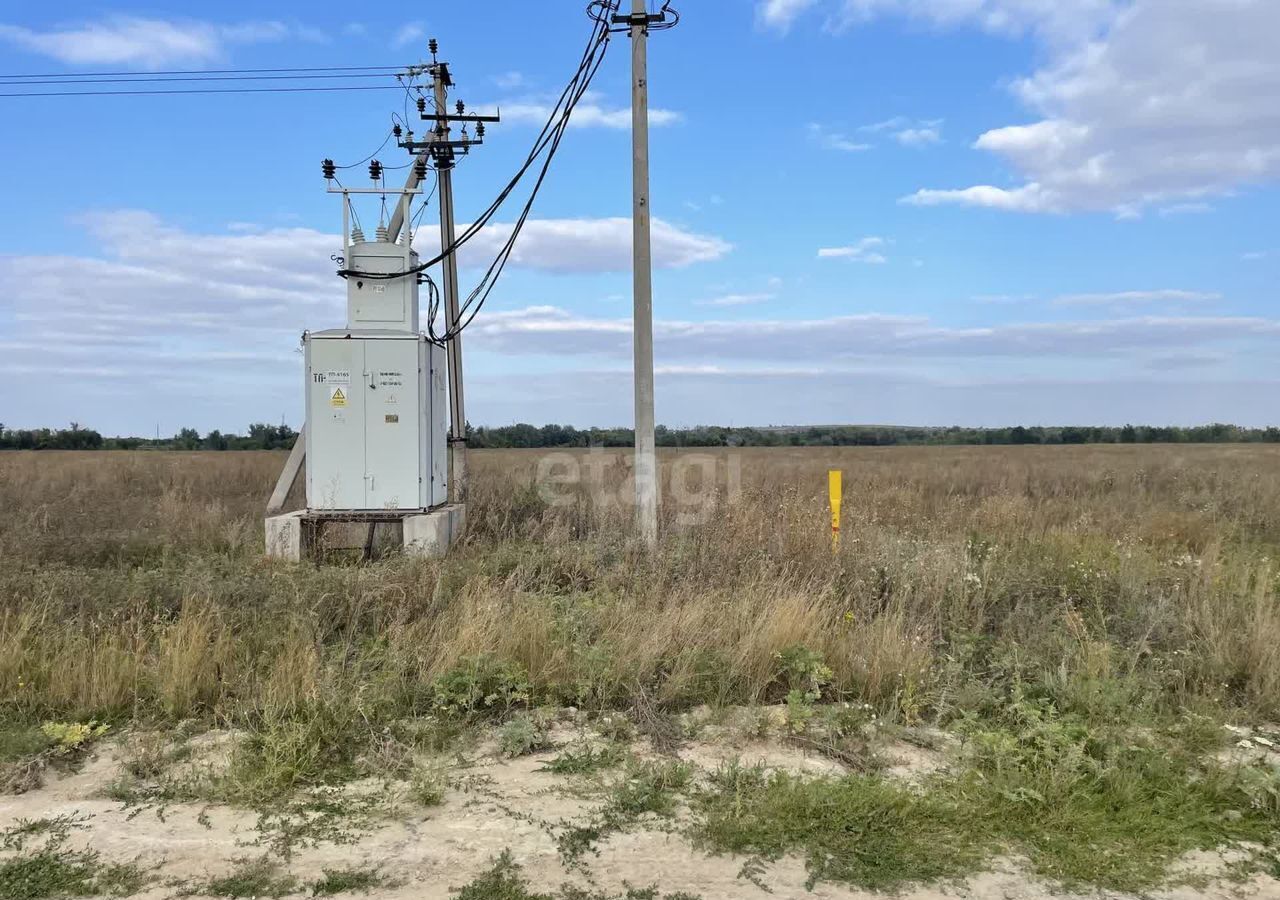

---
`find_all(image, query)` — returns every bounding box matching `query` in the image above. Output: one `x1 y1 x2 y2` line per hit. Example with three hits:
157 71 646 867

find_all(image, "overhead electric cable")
0 64 408 79
0 85 405 98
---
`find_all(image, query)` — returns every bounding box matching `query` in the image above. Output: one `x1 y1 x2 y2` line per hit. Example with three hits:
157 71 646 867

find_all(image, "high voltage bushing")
415 159 427 180
392 123 402 140
321 158 336 180
369 159 382 181
417 96 426 115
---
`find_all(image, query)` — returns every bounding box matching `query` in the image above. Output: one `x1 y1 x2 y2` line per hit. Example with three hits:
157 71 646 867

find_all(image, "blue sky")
1 0 1277 435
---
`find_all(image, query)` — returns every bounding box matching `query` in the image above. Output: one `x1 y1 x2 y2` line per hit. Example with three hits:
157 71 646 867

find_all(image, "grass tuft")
202 857 297 899
309 866 388 896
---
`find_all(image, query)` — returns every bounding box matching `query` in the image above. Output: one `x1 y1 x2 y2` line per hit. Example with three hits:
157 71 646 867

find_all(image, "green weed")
540 743 626 776
202 857 296 899
432 656 531 717
0 825 147 900
452 850 702 899
309 866 388 896
498 713 552 758
693 762 979 892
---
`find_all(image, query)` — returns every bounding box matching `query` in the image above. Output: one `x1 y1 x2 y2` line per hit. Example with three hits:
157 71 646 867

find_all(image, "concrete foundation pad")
265 510 310 561
265 505 466 562
404 504 467 558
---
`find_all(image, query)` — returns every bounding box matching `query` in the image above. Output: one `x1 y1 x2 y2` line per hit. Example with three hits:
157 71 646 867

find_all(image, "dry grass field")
1 445 1279 899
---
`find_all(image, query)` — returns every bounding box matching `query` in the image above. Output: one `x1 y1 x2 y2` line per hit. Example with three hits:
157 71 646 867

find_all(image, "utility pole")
615 0 671 549
398 40 499 506
433 71 468 505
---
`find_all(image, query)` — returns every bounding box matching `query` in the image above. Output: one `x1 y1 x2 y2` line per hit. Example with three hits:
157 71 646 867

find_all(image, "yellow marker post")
828 469 842 554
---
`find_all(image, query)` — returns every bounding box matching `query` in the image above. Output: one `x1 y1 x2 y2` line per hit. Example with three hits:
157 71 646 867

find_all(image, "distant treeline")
5 421 1279 451
471 422 1280 448
0 424 298 451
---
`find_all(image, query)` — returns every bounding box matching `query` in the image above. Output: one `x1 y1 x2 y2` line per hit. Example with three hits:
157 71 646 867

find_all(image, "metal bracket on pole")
610 11 668 30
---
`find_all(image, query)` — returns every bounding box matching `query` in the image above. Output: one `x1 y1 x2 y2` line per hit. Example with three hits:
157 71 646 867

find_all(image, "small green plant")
310 866 387 896
452 851 703 900
248 786 391 860
40 722 109 756
775 646 833 700
452 850 547 900
409 763 448 807
432 655 531 717
540 743 625 776
498 713 551 759
609 759 691 818
0 729 50 764
555 759 693 865
775 647 833 733
1 815 89 852
593 714 635 744
692 762 979 892
203 857 297 899
0 823 147 900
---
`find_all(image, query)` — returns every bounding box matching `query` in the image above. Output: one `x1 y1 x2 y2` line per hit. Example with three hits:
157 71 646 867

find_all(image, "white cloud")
493 71 525 89
0 17 319 68
777 1 1280 215
807 123 871 152
465 217 730 273
1242 251 1269 262
817 237 888 264
902 183 1057 212
857 116 943 147
4 213 1276 430
823 0 1119 43
0 211 731 430
391 22 426 49
696 293 776 308
469 368 1280 430
894 125 942 146
500 95 681 130
1052 289 1222 307
0 209 728 350
1159 202 1213 217
466 306 1280 365
757 0 820 32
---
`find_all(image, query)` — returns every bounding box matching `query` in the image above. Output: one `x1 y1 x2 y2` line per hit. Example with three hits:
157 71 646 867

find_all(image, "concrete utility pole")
433 74 468 505
619 0 662 548
397 41 499 506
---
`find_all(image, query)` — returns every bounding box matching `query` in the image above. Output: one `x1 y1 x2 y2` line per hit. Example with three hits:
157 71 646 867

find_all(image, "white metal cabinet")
363 338 420 508
305 336 366 509
305 331 447 510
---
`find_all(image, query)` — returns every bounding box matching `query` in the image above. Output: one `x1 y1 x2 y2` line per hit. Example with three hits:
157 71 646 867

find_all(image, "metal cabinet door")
363 338 421 509
306 339 366 509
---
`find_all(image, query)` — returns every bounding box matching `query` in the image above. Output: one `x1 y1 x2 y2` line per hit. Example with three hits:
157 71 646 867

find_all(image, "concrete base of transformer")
264 505 466 562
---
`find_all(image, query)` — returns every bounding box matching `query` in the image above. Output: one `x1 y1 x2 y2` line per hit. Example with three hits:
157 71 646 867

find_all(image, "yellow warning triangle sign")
332 388 345 401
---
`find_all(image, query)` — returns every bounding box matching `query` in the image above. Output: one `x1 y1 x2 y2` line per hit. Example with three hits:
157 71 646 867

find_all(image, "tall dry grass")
0 444 1278 729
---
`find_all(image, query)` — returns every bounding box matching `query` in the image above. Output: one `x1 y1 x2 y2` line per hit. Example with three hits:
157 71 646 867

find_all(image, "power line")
338 0 618 299
0 64 408 79
0 85 405 98
0 72 408 86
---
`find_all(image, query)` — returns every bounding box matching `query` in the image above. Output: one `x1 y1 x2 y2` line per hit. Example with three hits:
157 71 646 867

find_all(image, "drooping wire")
0 84 405 98
333 128 396 170
433 1 621 341
338 0 619 288
0 64 409 79
0 72 409 86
